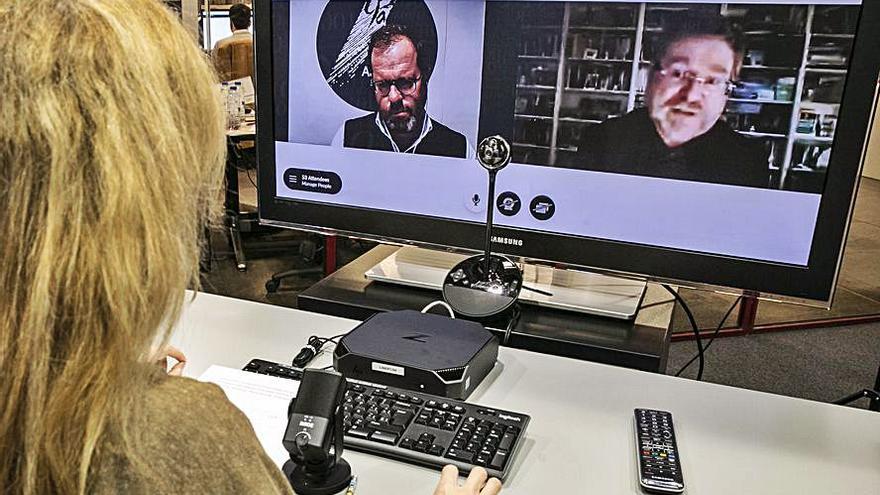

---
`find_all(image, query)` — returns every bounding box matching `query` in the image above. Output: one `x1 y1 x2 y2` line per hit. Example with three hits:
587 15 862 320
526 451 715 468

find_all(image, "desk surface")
171 292 880 495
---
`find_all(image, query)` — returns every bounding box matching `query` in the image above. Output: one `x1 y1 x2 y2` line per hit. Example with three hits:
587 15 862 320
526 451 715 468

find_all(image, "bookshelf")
510 2 859 192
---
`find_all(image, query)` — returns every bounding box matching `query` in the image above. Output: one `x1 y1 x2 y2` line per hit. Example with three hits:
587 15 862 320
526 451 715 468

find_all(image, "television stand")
297 245 672 372
364 246 646 320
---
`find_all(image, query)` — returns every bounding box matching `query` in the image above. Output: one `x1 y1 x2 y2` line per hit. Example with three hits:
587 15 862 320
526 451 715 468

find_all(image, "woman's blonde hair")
0 0 226 492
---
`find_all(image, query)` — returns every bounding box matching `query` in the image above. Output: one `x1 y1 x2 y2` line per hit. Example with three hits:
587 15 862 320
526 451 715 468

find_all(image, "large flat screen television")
255 0 879 305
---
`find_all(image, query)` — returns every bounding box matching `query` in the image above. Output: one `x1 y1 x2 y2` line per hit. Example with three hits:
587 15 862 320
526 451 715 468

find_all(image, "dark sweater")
343 113 468 158
565 108 770 188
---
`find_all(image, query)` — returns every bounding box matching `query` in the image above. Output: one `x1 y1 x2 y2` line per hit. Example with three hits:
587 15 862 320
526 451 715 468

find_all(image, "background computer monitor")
255 0 879 305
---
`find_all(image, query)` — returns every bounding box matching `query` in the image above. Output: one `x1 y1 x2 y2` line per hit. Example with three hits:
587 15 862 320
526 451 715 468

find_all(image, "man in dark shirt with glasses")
565 15 770 188
332 25 469 159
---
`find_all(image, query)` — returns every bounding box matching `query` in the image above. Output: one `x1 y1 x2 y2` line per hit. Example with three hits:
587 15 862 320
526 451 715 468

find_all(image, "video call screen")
270 0 863 266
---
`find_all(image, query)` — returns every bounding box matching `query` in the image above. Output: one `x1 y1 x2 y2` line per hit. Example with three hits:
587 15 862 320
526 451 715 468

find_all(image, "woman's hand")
150 345 187 376
433 465 502 495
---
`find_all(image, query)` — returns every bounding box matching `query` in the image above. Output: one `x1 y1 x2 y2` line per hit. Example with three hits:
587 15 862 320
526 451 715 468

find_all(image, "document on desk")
198 365 299 467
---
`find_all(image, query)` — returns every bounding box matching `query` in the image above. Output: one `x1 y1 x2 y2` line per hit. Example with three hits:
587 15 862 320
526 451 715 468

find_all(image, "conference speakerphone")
332 310 499 400
244 359 530 481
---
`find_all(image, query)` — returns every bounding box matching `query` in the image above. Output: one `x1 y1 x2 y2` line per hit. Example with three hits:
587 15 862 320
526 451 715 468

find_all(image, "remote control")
634 409 684 494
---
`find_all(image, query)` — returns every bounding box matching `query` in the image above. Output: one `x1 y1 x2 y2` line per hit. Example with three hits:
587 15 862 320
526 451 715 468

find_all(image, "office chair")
264 236 326 293
835 361 880 411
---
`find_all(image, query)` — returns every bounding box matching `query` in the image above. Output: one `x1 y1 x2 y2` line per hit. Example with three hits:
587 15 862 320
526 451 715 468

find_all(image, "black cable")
662 285 705 381
521 285 553 297
639 299 675 310
291 333 348 368
292 336 326 367
246 168 257 188
502 304 522 346
674 296 743 378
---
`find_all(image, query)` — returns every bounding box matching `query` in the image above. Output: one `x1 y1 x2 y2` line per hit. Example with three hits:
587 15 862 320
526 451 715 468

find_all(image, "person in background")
213 2 254 82
565 13 769 188
0 1 499 494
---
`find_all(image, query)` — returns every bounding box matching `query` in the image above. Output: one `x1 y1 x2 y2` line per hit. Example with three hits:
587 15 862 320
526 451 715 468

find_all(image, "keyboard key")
392 409 415 428
348 427 371 439
484 436 500 449
399 437 415 450
428 444 445 456
498 432 516 451
489 450 509 470
446 449 475 463
370 430 399 445
367 421 403 435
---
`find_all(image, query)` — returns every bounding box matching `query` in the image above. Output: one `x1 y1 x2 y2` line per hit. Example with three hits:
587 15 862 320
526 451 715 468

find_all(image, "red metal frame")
671 296 880 342
324 235 338 276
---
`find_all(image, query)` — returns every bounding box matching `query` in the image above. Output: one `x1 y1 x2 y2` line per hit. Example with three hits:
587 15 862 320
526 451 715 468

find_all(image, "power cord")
421 300 456 318
662 285 705 381
502 304 522 345
674 296 743 378
292 333 347 368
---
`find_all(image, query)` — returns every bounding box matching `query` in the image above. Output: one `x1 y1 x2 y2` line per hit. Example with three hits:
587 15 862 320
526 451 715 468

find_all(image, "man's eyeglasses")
655 66 736 95
372 76 421 97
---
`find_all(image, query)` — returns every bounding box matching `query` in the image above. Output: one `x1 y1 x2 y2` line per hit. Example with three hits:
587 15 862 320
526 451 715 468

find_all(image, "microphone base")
443 254 523 318
283 458 352 495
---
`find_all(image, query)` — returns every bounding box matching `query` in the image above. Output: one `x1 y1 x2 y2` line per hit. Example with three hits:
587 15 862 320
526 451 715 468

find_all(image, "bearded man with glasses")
333 25 469 158
566 14 770 188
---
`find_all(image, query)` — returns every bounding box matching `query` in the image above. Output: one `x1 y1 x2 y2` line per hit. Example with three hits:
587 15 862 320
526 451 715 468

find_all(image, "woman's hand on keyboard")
433 465 502 495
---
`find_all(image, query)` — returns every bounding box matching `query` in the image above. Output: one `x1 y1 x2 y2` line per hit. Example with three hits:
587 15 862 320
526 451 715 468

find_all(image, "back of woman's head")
0 0 226 492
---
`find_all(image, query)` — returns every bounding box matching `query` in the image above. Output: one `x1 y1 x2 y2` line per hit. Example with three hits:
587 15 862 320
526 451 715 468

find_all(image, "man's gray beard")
385 114 418 133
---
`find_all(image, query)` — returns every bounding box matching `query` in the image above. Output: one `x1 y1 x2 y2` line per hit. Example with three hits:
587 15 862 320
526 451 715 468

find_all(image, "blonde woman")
0 1 501 494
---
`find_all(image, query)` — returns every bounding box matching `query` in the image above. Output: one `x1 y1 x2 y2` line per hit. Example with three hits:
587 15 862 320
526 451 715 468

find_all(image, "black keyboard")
243 358 530 480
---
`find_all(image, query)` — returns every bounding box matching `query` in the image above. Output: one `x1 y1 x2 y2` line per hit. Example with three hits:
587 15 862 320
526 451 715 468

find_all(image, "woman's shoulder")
90 375 293 494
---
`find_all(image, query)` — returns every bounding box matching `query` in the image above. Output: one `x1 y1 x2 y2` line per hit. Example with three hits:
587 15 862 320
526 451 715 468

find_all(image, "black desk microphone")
282 369 352 495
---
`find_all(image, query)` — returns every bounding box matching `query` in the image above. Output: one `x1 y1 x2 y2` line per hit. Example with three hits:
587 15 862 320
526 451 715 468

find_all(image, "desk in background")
171 292 880 495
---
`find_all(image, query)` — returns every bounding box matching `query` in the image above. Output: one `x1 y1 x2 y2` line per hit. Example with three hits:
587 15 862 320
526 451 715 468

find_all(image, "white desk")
171 292 880 494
